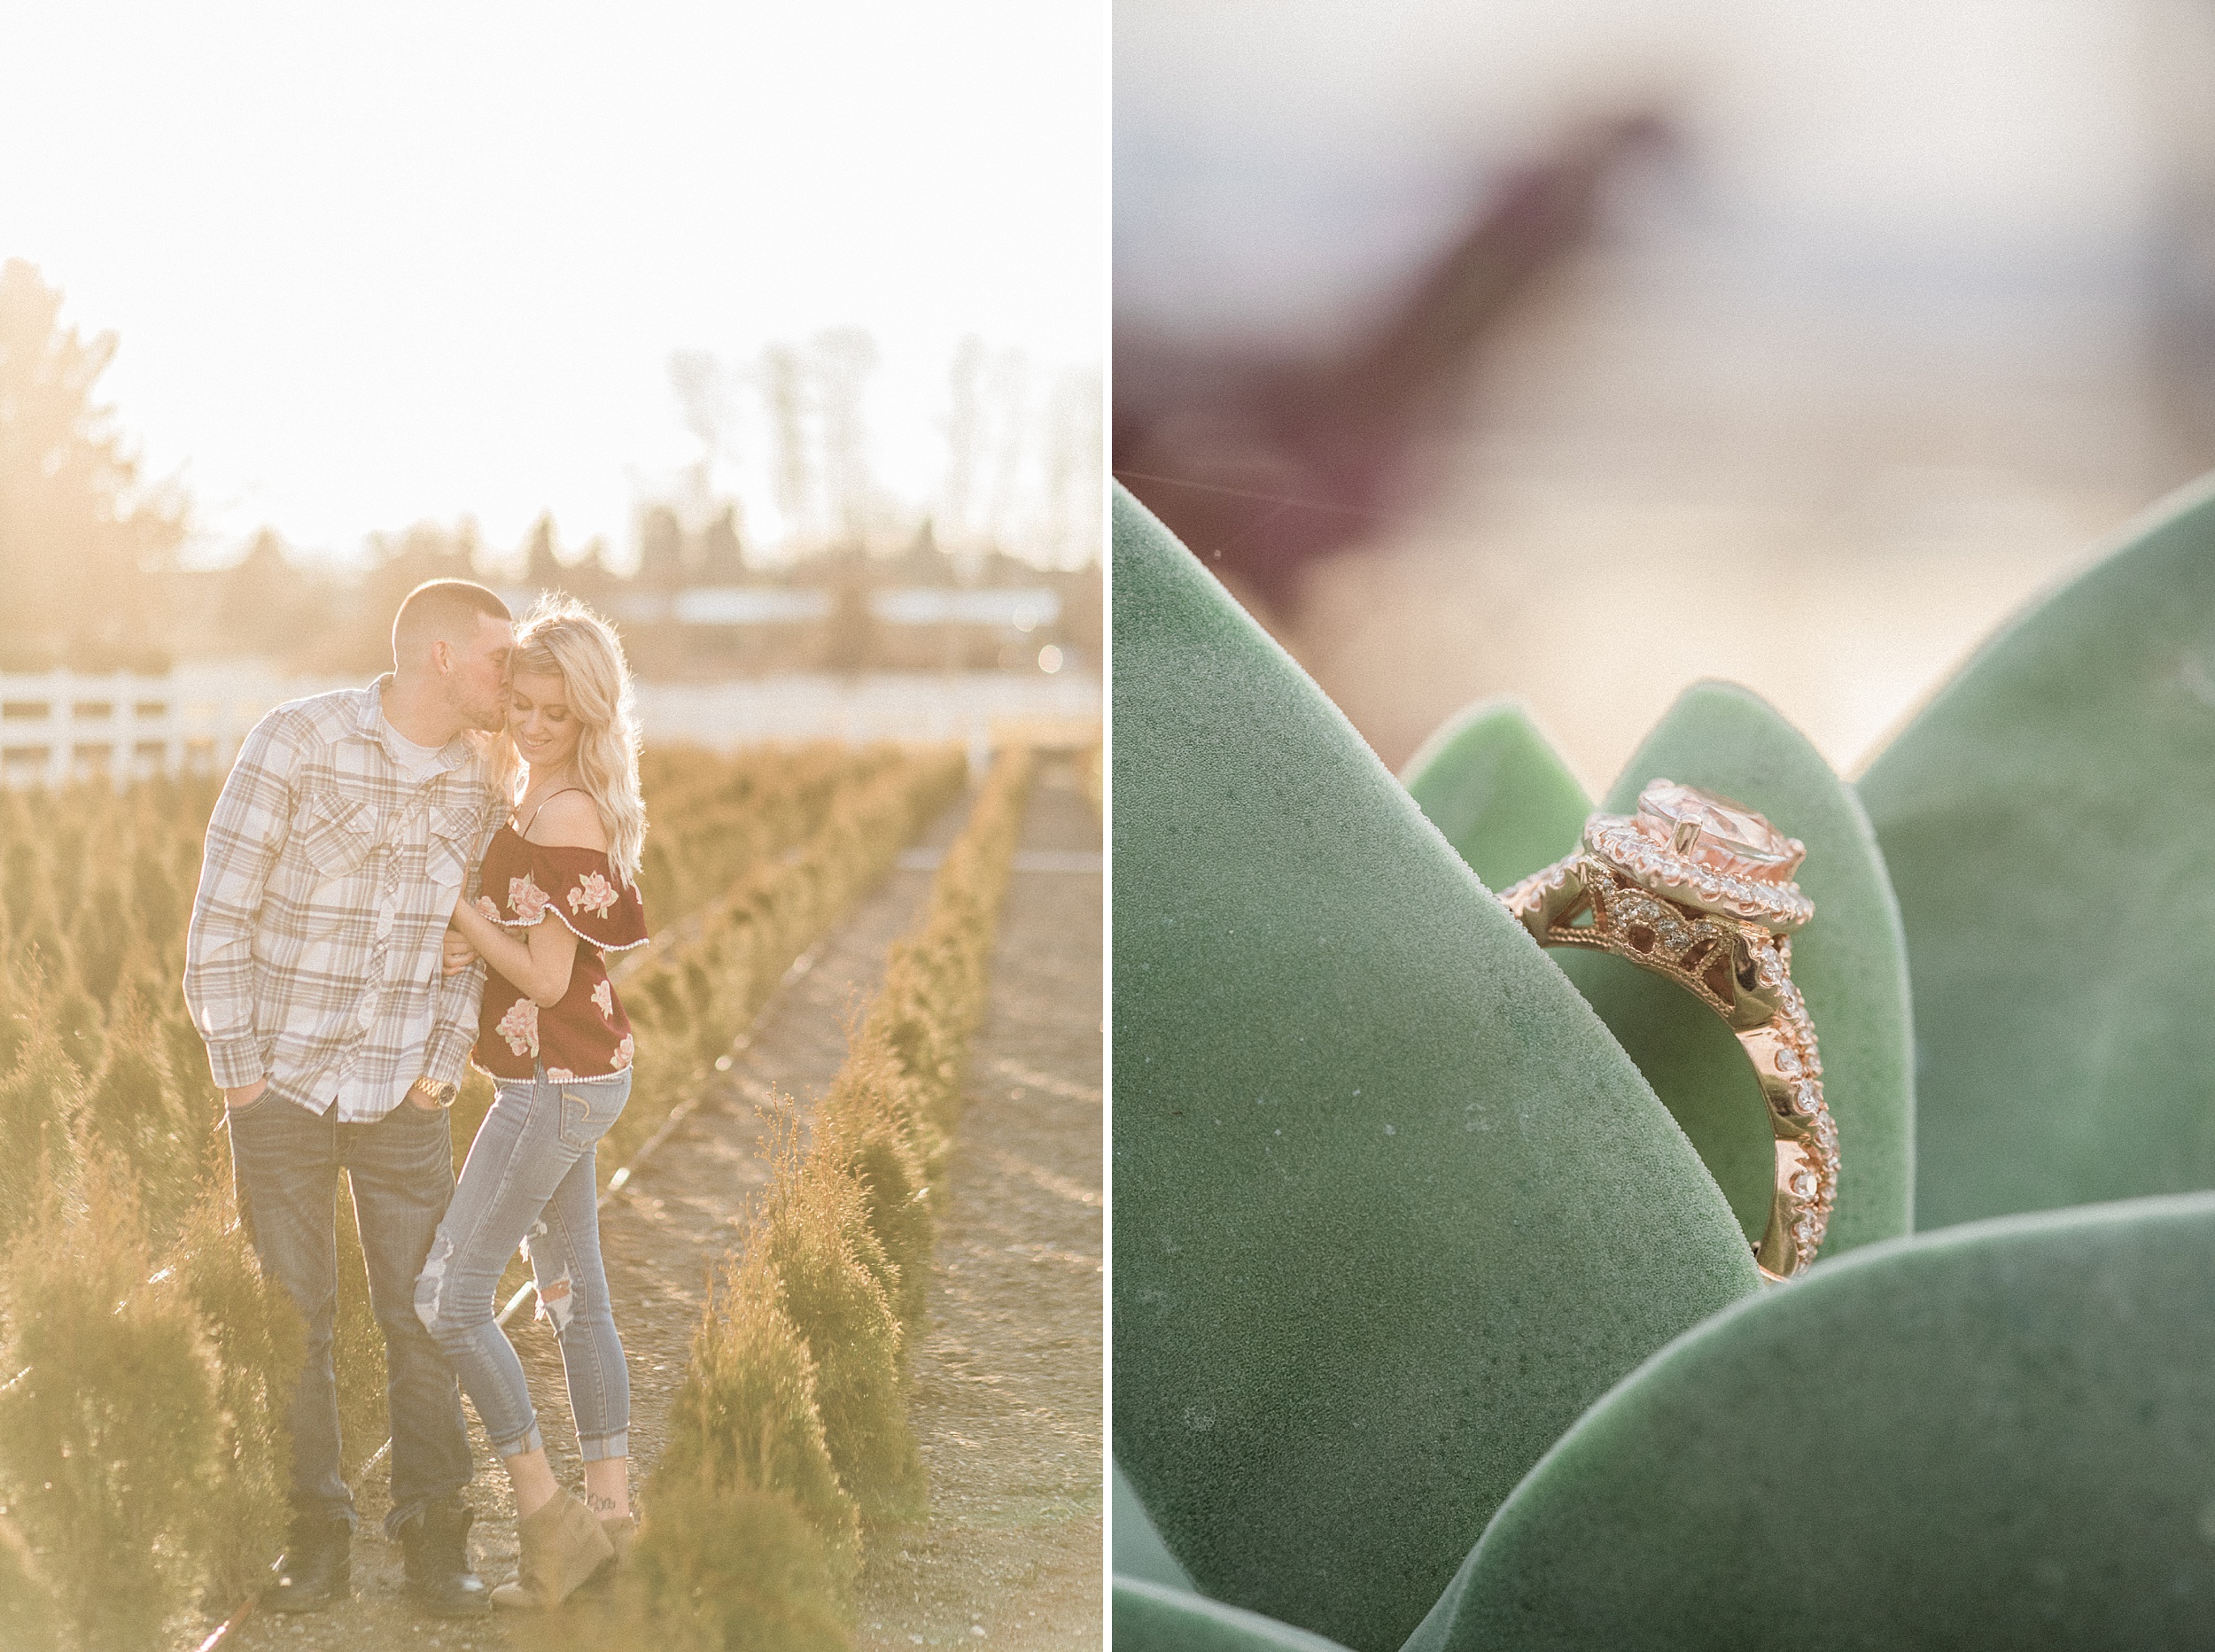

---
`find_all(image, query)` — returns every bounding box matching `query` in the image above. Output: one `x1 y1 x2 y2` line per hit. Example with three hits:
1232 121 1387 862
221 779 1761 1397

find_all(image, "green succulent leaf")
1115 1460 1196 1593
1115 1578 1357 1651
1549 684 1915 1254
1409 1193 2215 1651
1857 477 2215 1229
1112 486 1757 1652
1400 701 1591 892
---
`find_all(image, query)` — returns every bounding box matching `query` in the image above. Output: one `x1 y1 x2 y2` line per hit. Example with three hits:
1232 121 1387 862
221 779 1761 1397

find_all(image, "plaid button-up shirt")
183 678 504 1121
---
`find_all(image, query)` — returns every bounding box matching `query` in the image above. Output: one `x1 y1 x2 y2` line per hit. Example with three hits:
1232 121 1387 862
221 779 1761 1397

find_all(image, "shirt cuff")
420 1029 473 1089
206 1036 266 1090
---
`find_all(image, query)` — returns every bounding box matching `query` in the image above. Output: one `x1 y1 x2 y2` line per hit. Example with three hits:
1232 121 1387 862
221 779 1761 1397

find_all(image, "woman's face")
508 669 582 773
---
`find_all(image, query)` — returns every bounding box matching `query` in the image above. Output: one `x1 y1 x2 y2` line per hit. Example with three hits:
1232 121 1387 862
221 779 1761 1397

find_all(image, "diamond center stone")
1635 780 1802 878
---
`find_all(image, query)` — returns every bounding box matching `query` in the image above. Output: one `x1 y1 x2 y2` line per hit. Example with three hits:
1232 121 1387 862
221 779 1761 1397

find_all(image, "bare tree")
668 349 734 522
1040 367 1104 570
756 342 813 548
943 333 986 554
812 328 879 553
982 346 1030 560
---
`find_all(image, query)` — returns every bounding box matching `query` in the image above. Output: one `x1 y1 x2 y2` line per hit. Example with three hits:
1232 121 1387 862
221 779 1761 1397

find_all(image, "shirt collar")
361 674 473 777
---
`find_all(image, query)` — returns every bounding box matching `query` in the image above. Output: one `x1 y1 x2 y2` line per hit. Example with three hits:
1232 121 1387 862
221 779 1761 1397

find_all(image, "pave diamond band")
1498 781 1836 1281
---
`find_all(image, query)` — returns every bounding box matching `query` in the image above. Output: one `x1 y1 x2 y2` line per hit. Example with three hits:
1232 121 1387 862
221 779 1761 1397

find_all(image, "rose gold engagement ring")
1498 780 1836 1282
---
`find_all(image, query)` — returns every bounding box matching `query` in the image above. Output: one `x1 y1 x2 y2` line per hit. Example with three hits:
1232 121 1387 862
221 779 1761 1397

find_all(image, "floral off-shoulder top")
470 824 649 1082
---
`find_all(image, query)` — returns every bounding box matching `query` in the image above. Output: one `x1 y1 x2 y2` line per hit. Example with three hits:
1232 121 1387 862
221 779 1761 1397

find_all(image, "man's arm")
182 712 299 1093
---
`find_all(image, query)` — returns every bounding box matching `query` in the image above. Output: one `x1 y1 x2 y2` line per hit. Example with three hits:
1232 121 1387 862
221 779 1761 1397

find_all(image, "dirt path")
851 770 1104 1651
215 767 1102 1650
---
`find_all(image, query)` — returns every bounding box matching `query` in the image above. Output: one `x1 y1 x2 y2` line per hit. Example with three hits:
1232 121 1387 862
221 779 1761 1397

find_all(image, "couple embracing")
182 580 654 1617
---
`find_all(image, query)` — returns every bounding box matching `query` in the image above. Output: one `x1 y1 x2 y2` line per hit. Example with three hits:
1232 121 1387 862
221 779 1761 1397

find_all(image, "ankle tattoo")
584 1492 619 1516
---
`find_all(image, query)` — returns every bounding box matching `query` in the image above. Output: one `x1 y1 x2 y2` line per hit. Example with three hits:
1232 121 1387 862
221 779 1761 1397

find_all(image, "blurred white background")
1116 0 2215 784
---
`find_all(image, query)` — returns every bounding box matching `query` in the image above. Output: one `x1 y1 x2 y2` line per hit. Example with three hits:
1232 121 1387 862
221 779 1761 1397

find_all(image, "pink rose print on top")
509 873 551 925
569 870 620 919
496 997 540 1059
474 895 501 922
591 980 614 1020
610 1033 633 1071
546 1066 577 1082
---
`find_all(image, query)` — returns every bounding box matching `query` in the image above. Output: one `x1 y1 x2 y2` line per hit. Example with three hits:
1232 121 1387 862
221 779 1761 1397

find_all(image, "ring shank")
1500 849 1836 1280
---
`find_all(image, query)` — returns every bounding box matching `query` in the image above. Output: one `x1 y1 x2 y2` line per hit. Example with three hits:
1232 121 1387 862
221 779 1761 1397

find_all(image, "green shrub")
654 1245 859 1571
0 1154 219 1652
760 1145 921 1525
0 1031 83 1252
82 984 200 1251
814 1042 937 1333
624 1475 851 1652
171 1164 302 1617
0 1510 62 1652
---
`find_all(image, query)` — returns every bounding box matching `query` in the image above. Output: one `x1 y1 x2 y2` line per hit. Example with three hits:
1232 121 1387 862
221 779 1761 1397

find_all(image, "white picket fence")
0 661 1100 789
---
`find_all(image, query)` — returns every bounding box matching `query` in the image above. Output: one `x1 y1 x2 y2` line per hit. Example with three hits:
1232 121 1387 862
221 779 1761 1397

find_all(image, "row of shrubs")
323 743 970 1585
0 743 955 1652
443 748 969 1377
633 746 919 934
617 746 1038 1652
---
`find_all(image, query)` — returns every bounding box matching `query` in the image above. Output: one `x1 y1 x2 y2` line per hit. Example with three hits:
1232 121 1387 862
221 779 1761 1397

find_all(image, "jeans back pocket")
556 1074 632 1154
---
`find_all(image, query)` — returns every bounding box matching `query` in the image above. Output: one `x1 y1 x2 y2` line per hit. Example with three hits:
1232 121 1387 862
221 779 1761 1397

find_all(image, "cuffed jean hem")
580 1430 629 1462
489 1421 546 1461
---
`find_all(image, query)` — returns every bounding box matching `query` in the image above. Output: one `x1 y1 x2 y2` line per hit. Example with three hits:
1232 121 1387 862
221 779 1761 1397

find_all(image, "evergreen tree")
640 504 684 593
0 260 185 671
699 505 744 583
214 529 315 660
525 511 562 588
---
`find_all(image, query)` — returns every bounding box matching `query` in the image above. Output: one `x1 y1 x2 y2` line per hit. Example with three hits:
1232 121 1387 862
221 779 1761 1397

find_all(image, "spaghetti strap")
517 786 589 838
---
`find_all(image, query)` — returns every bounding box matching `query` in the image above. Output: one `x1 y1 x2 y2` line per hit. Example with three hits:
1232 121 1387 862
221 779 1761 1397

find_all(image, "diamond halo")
1582 780 1812 932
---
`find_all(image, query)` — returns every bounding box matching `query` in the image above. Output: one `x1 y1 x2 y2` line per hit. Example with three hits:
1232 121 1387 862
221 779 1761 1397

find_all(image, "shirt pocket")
294 790 380 881
428 803 479 891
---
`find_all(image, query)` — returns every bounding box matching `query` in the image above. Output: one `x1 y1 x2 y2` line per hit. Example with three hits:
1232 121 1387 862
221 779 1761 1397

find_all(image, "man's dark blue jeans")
228 1091 474 1538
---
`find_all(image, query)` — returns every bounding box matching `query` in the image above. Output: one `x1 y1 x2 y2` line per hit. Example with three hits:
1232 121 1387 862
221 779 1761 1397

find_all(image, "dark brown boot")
265 1509 352 1612
398 1494 491 1617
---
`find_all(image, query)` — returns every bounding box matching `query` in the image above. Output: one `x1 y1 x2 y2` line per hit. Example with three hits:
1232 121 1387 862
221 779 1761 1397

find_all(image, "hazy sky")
4 2 1106 566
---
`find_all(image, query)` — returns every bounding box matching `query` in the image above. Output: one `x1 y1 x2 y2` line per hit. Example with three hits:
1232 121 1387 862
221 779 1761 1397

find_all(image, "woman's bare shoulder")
528 788 610 852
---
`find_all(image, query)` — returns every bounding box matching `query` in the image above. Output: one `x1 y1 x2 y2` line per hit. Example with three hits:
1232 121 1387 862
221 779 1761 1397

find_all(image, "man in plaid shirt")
184 579 514 1617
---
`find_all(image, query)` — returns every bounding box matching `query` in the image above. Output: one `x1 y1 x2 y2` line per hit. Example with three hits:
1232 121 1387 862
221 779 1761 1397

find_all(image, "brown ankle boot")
577 1512 636 1594
601 1512 635 1567
490 1491 616 1609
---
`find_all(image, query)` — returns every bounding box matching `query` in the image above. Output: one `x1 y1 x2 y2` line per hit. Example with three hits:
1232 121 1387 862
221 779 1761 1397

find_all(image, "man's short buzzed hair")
392 579 511 668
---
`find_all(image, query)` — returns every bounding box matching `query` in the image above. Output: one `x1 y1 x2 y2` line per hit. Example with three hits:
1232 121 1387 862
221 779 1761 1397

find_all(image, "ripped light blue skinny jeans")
415 1066 633 1462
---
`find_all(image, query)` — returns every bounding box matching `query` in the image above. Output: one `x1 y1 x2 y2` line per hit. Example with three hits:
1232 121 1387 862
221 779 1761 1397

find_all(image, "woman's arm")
448 791 610 1007
450 887 580 1007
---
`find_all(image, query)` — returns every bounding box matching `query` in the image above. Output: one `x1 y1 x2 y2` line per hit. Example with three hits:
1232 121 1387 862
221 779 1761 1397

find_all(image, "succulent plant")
1113 476 2215 1649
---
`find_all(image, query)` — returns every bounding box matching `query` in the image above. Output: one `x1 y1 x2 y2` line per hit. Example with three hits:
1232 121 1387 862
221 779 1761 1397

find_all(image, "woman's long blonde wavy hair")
506 594 647 890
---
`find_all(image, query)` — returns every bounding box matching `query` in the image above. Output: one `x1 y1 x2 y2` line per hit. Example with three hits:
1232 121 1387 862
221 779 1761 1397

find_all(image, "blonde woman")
414 595 651 1609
